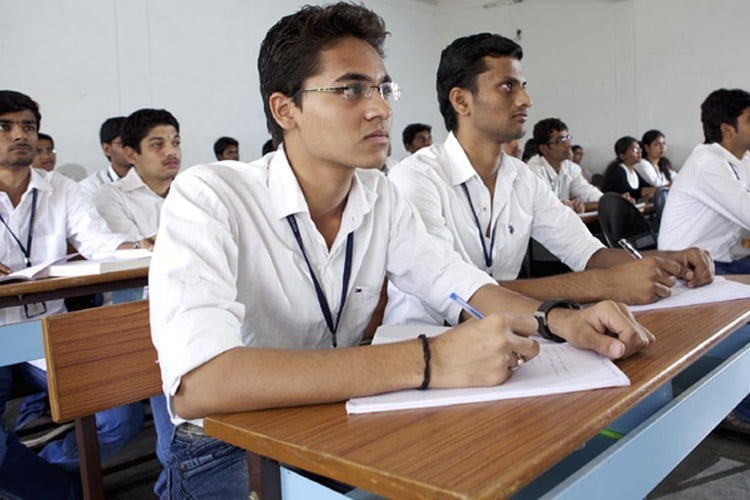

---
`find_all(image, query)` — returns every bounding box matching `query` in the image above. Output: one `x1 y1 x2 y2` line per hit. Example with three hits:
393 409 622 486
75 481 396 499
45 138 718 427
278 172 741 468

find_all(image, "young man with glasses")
79 116 131 198
149 4 655 497
385 33 714 326
0 90 151 500
527 117 602 213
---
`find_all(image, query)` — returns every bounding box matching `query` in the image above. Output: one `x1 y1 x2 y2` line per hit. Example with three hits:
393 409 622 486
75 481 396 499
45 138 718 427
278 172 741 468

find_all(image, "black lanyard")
287 215 353 348
106 169 116 182
729 161 742 181
461 183 496 268
0 188 38 267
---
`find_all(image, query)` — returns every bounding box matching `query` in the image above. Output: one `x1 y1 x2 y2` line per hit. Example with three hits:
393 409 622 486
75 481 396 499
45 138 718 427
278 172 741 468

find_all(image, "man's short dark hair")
258 2 388 145
533 118 567 150
261 139 275 156
402 123 431 148
36 132 54 147
121 109 179 153
437 33 523 132
700 88 750 144
100 116 126 144
0 90 41 128
571 144 582 153
214 136 239 159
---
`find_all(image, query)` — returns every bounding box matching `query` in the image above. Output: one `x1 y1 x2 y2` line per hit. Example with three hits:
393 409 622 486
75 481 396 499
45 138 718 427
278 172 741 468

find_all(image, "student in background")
213 136 239 161
521 137 537 163
31 132 56 172
0 90 150 500
402 122 432 154
571 144 594 182
659 88 750 435
635 129 677 187
385 33 712 327
261 138 275 155
527 118 601 212
602 135 646 200
149 5 653 497
79 116 130 198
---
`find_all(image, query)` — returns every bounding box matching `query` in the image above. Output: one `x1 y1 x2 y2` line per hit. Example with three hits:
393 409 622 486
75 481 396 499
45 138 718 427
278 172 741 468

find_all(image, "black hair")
533 118 567 148
521 138 537 163
700 88 750 144
641 129 672 182
605 135 639 171
213 136 239 159
261 139 275 155
571 145 583 153
100 116 127 144
402 123 432 148
0 90 41 128
36 132 54 147
121 109 179 153
258 2 388 146
436 33 522 132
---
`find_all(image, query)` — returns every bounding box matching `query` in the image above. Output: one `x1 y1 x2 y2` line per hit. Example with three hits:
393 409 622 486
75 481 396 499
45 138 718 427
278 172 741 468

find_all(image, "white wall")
434 0 750 172
2 0 748 175
0 0 440 173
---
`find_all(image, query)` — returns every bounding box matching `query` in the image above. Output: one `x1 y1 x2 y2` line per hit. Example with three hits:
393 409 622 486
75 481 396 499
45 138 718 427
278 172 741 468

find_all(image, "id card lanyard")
287 215 353 348
461 183 496 269
0 188 38 267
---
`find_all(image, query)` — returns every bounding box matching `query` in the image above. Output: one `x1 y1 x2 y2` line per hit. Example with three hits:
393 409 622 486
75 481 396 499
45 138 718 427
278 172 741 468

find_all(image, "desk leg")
248 451 281 500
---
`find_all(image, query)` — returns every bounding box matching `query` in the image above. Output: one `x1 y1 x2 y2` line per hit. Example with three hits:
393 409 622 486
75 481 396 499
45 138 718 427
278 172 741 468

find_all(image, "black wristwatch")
534 299 582 343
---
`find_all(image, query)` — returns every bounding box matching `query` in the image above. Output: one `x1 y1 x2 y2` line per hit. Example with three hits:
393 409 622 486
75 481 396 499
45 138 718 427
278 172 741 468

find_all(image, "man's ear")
269 92 297 133
124 146 138 166
449 87 472 118
720 122 736 142
101 142 112 157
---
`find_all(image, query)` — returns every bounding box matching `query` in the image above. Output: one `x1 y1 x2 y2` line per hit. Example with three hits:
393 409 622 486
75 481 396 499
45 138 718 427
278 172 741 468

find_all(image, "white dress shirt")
634 159 671 187
149 150 495 425
94 168 163 240
0 168 125 326
659 143 750 262
526 155 603 203
79 165 122 198
385 133 604 325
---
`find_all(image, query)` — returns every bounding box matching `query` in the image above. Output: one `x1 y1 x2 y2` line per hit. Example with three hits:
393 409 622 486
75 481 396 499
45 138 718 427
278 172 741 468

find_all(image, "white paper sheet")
629 276 750 313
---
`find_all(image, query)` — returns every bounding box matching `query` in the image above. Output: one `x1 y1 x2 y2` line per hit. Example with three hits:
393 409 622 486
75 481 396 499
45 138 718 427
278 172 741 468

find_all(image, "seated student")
0 90 152 500
402 122 432 154
527 118 602 213
213 136 239 161
31 132 56 172
78 116 130 198
384 33 712 327
659 88 750 434
149 5 654 497
93 108 181 497
602 135 646 201
635 129 678 187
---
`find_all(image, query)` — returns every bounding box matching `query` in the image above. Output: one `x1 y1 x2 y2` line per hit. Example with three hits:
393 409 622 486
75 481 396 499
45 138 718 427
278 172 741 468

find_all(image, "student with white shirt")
384 33 713 326
527 117 602 213
0 90 152 500
78 117 130 198
94 109 180 246
634 129 677 187
149 5 655 497
660 88 750 435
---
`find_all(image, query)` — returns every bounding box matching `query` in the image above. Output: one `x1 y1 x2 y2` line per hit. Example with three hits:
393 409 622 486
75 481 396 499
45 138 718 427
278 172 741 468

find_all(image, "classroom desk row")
0 268 148 367
204 277 750 499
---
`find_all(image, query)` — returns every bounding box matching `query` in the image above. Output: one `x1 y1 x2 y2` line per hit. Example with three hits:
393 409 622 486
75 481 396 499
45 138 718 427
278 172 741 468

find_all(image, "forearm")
468 283 540 319
499 269 613 303
586 247 633 269
174 342 423 419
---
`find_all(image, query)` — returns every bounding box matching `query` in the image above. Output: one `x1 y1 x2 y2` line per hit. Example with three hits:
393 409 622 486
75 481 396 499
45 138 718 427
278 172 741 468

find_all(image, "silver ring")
510 352 526 371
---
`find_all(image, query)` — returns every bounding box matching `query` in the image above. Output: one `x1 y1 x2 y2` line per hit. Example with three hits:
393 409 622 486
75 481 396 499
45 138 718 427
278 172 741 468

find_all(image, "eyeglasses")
297 82 401 103
35 147 56 155
548 134 573 145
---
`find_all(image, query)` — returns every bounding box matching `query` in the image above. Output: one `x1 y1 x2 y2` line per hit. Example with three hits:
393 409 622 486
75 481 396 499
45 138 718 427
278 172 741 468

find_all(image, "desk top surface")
0 267 148 307
205 280 750 499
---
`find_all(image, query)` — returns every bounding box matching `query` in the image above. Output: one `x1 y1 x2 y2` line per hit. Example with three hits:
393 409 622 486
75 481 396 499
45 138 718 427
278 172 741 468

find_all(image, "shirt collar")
120 167 152 193
267 145 375 231
444 132 519 189
28 167 54 193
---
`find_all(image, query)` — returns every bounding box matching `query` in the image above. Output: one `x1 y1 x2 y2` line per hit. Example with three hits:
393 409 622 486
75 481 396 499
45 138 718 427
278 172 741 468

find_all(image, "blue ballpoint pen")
449 292 485 319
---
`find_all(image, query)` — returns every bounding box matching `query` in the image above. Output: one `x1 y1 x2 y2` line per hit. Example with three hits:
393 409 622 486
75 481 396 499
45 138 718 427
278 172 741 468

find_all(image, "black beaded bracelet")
418 334 431 390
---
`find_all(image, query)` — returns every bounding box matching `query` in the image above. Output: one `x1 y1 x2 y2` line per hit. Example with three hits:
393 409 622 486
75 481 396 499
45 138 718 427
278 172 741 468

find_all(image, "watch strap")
534 299 582 343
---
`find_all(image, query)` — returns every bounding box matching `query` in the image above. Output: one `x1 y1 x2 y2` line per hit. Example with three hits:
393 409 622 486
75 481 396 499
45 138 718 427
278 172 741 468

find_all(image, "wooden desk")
204 291 750 499
579 201 654 226
0 268 148 366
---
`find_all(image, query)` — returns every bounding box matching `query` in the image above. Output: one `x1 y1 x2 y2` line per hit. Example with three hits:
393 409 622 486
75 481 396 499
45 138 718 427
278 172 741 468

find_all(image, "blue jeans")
714 257 750 422
0 362 144 498
151 394 173 499
167 423 248 499
0 365 80 499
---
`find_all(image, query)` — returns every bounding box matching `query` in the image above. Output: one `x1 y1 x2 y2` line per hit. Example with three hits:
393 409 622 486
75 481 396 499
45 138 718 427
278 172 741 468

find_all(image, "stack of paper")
629 276 750 313
346 325 629 415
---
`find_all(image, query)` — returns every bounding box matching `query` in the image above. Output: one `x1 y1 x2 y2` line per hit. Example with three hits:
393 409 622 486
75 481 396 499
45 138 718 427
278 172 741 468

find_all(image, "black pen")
618 238 643 260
